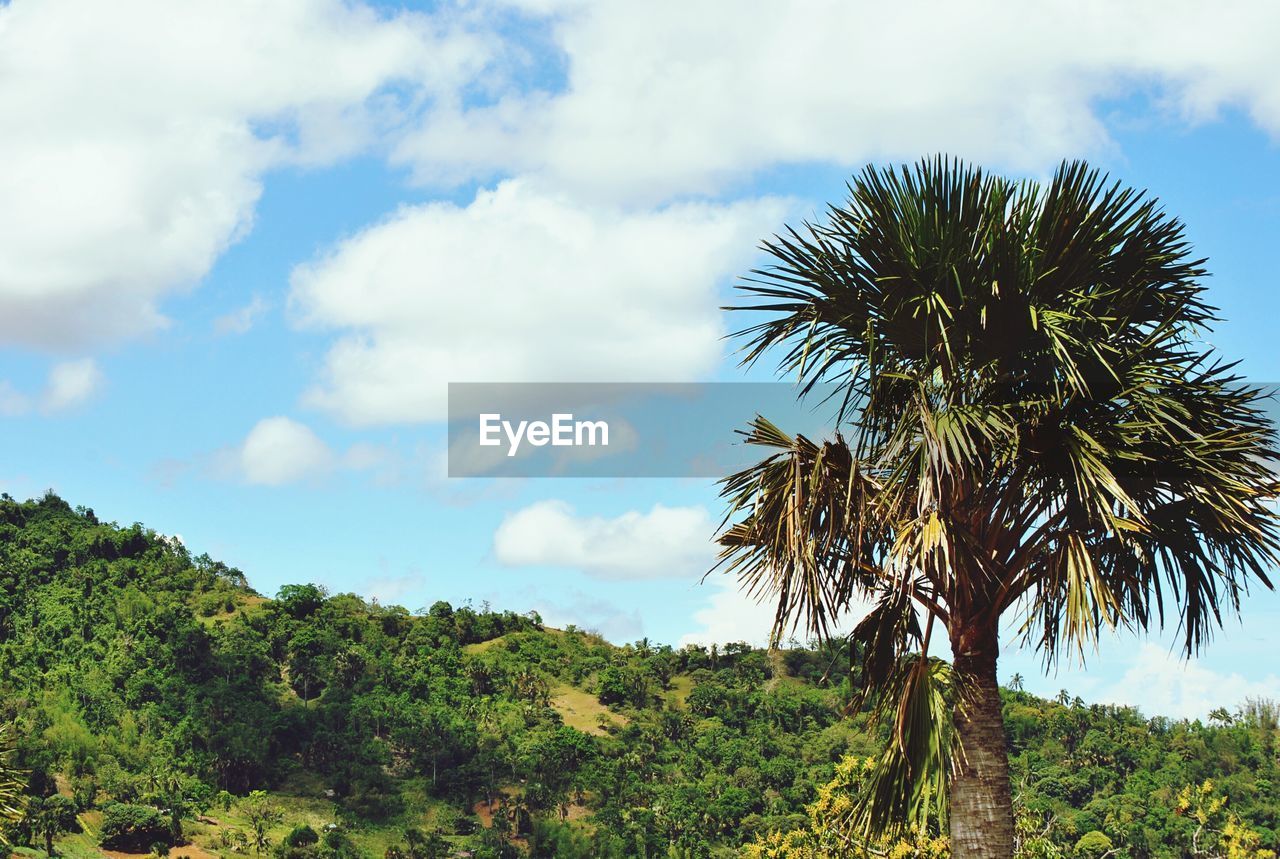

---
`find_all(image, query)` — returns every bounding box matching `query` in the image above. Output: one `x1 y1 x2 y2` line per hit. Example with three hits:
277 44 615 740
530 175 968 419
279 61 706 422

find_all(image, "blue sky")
2 0 1279 719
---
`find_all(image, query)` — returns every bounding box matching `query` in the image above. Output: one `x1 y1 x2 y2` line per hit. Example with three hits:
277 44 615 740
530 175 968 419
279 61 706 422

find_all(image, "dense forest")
0 493 1276 858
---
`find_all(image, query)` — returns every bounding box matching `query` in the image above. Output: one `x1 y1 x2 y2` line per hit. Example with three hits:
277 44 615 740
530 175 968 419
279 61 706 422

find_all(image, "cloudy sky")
3 0 1280 719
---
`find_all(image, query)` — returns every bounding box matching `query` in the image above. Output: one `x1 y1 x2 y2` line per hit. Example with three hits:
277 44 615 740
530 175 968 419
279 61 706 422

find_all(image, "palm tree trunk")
949 630 1014 859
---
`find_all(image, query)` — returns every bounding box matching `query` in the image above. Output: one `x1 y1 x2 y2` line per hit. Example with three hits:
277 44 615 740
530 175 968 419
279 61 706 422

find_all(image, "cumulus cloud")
492 499 717 580
213 418 416 486
679 576 880 649
9 0 1280 388
290 181 786 425
0 0 491 350
0 358 104 415
678 578 783 649
41 358 104 412
398 0 1280 203
1091 643 1280 722
233 416 336 486
529 592 645 642
289 1 1280 427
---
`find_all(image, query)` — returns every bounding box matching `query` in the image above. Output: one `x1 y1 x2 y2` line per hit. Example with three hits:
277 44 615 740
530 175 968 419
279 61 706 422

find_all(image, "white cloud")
0 358 104 415
493 499 716 580
217 418 416 486
1090 643 1280 722
363 571 428 605
288 1 1280 426
7 0 1280 384
529 592 645 642
398 0 1280 203
679 577 783 649
233 416 335 486
290 180 785 425
0 0 492 350
40 358 104 412
212 295 269 336
679 575 880 649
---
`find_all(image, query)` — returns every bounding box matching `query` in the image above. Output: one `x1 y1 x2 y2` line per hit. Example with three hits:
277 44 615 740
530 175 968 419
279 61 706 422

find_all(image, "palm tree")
0 724 25 845
240 790 279 855
715 158 1280 858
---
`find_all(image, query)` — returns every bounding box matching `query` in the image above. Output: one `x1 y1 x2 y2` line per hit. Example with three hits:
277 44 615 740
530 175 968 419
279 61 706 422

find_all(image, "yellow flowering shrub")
742 757 947 859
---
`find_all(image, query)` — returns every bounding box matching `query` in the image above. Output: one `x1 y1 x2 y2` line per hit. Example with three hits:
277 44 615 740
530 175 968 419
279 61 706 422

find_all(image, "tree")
26 795 78 856
1073 830 1115 858
744 756 948 858
403 827 448 859
143 769 191 841
285 824 319 848
276 583 328 619
715 158 1280 858
1208 707 1234 727
100 803 171 852
287 627 331 706
1175 780 1276 859
240 790 280 855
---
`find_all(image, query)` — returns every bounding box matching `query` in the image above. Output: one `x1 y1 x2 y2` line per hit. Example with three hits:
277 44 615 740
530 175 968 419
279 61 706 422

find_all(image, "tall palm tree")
715 158 1280 858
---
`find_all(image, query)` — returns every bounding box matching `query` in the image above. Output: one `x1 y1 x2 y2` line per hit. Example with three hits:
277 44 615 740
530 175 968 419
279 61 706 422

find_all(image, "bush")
284 824 319 847
321 829 359 859
100 803 172 852
195 592 224 617
1074 830 1114 858
596 666 630 706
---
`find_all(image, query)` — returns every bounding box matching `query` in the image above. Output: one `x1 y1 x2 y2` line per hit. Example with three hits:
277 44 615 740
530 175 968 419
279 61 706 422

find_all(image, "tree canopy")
717 158 1280 857
0 492 1276 857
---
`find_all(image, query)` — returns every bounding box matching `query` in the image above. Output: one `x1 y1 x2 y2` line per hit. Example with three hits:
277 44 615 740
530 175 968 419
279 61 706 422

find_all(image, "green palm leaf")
0 724 27 844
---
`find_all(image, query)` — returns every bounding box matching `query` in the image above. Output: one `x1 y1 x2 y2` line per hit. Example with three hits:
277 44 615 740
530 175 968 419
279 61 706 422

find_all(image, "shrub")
195 592 224 617
284 824 319 848
100 803 172 852
321 829 359 859
595 666 630 706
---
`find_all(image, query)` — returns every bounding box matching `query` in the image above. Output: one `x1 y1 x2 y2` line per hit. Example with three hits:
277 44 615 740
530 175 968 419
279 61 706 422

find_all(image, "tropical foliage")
0 493 1276 857
0 723 24 842
716 158 1280 855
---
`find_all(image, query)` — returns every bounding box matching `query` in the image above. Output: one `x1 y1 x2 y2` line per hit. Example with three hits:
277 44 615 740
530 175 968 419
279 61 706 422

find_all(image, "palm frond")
0 724 27 844
715 417 887 641
843 654 953 838
718 155 1280 667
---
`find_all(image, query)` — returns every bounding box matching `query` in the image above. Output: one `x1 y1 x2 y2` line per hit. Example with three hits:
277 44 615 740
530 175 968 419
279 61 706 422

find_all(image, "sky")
2 0 1280 720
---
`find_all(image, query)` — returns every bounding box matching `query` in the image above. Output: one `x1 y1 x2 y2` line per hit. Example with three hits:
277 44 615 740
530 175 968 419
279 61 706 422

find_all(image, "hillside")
0 493 1278 858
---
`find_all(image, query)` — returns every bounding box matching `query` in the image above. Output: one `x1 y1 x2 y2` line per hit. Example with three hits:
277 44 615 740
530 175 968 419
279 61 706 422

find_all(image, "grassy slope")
548 684 628 736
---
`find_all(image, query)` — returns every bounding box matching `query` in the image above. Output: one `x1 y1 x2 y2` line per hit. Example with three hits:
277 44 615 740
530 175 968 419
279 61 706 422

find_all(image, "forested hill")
1 492 1278 859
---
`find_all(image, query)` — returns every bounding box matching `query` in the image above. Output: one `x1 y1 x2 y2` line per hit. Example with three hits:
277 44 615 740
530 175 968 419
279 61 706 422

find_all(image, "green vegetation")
1 724 24 841
0 493 1277 858
716 158 1280 857
100 803 169 852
